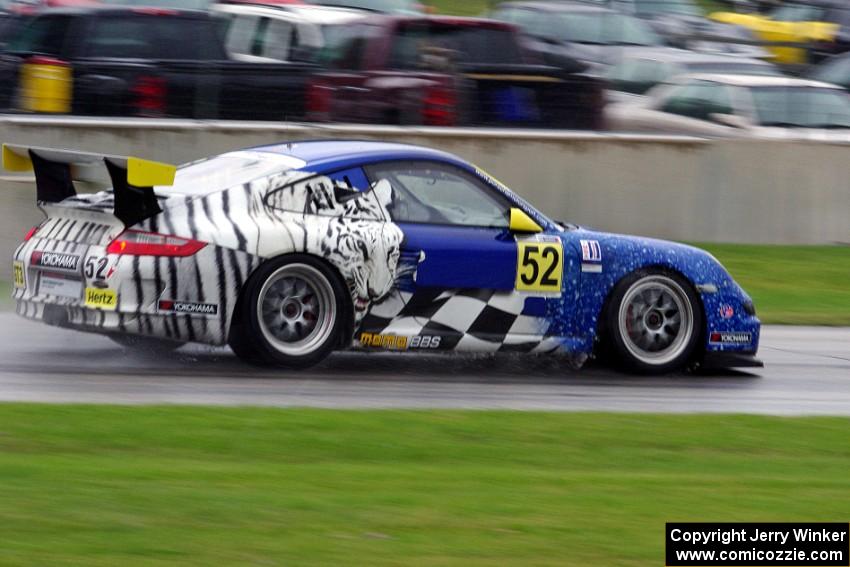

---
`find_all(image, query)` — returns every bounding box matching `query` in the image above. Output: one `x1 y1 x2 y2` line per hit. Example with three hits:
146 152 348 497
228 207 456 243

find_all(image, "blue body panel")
254 140 761 358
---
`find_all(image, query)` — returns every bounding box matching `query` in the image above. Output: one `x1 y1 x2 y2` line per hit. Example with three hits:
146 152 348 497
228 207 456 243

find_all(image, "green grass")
697 244 850 326
425 0 724 16
0 279 10 311
0 406 848 566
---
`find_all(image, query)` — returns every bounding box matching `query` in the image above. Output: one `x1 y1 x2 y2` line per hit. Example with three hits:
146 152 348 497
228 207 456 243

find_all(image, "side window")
266 167 384 221
8 15 72 56
322 24 372 70
705 84 734 119
659 81 722 121
512 9 549 38
365 161 510 228
608 59 668 94
387 22 427 70
224 15 259 57
261 19 294 61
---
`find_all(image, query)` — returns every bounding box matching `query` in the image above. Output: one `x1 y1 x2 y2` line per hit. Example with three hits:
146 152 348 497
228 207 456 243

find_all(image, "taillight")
422 83 457 126
106 230 206 257
25 55 69 67
306 80 331 119
131 75 167 117
23 225 39 242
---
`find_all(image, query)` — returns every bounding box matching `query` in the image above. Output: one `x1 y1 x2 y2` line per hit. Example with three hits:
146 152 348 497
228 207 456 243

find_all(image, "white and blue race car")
6 140 761 373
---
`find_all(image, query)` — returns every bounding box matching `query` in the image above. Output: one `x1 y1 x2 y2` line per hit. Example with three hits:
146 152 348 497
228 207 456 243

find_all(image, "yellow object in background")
710 12 838 65
19 59 72 114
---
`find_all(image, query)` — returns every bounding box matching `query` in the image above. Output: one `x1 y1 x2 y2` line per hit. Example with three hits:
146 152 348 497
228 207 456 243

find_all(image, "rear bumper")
15 299 227 346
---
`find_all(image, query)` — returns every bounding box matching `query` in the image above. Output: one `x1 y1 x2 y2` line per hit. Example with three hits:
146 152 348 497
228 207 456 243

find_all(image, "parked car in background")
489 1 665 74
807 50 850 90
710 0 850 65
605 49 780 100
302 0 424 14
212 2 364 62
0 7 316 119
308 15 605 129
606 74 850 139
580 0 769 59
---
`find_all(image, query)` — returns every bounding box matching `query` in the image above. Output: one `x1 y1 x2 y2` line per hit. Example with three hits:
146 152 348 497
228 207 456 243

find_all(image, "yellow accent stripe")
127 157 176 187
2 144 33 172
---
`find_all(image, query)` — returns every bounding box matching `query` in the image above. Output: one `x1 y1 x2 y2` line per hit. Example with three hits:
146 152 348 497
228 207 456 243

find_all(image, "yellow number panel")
516 241 563 293
13 261 25 289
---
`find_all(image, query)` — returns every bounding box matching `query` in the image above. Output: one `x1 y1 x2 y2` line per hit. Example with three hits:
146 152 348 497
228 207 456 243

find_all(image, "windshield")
160 151 306 196
555 12 662 46
634 0 701 17
751 87 850 128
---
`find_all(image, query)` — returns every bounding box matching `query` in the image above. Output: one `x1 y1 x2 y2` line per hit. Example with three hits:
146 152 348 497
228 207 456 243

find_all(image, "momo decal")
84 287 117 310
709 331 752 344
31 251 80 272
359 332 408 350
358 332 443 350
158 300 219 315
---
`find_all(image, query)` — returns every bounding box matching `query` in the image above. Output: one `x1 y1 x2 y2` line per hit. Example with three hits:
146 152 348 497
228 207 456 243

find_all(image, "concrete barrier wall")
1 116 848 279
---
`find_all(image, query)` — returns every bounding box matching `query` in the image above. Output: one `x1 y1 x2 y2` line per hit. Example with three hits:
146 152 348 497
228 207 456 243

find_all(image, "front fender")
563 230 760 355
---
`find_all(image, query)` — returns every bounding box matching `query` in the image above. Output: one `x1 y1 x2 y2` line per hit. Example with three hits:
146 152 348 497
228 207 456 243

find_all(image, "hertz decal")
84 288 117 310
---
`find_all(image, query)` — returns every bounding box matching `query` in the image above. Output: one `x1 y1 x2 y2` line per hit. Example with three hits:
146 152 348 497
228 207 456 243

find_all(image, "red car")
307 15 605 129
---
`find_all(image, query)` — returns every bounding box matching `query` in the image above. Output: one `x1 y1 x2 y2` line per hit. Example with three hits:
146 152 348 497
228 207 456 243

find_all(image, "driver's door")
365 160 519 291
362 160 565 350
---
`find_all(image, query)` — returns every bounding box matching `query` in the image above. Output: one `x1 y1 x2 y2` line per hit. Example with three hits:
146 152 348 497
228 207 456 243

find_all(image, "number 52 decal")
515 241 563 293
84 256 109 280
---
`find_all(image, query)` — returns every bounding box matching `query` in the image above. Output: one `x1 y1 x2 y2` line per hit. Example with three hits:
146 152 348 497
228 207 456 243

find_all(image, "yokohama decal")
31 251 80 272
158 300 219 315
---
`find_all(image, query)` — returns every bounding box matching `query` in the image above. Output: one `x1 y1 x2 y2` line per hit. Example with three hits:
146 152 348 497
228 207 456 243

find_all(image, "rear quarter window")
82 15 227 60
6 14 72 56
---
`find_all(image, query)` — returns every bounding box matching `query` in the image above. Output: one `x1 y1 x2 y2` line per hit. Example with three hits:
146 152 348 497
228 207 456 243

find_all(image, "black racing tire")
109 334 185 354
228 254 348 369
604 269 703 375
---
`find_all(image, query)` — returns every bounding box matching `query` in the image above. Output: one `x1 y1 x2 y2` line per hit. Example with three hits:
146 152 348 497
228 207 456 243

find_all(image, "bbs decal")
408 336 441 349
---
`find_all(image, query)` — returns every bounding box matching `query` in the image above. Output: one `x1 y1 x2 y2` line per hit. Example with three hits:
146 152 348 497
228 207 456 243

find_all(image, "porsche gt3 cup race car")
6 140 761 373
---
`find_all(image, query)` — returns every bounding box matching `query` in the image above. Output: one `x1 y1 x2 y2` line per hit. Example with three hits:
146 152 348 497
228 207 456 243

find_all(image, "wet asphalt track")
0 313 848 415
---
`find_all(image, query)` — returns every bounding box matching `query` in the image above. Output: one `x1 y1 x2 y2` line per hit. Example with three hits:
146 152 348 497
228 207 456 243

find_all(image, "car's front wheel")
229 255 347 369
605 270 703 374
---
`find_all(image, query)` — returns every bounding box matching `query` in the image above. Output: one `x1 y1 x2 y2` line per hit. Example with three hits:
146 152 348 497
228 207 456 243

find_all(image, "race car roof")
251 140 462 172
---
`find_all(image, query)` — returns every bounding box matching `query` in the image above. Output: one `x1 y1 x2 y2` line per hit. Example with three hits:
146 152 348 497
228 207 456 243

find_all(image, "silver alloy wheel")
617 275 694 366
257 263 336 357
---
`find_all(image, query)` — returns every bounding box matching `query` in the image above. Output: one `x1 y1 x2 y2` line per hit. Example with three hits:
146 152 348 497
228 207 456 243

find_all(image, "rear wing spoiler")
2 144 176 226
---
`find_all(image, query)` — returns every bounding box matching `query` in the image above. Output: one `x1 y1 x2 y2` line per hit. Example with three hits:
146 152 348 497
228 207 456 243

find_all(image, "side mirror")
509 208 542 234
710 113 752 129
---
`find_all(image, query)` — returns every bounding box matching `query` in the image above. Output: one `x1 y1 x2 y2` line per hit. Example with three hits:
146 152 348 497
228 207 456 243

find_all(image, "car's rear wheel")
605 270 702 374
229 255 346 369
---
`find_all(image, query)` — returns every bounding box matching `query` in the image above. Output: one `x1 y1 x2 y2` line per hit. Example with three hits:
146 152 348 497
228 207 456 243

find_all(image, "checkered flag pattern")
359 288 561 353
